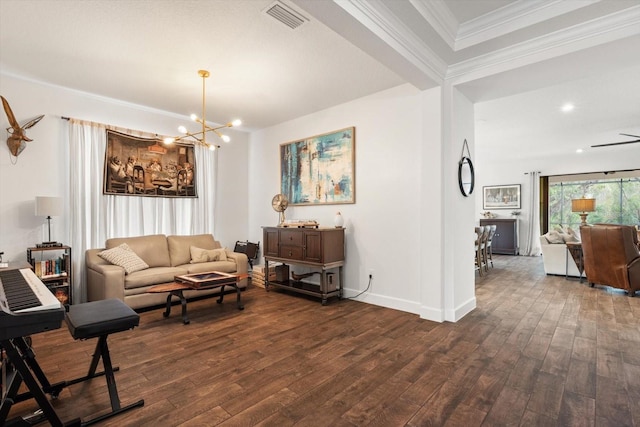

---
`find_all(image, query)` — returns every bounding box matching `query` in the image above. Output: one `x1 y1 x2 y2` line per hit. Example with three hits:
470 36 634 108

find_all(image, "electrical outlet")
369 270 374 279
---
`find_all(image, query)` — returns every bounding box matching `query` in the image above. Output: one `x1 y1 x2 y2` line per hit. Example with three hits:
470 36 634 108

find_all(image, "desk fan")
272 194 289 227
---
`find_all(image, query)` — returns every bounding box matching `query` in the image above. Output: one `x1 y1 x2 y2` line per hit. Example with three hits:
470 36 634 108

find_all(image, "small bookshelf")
27 245 72 305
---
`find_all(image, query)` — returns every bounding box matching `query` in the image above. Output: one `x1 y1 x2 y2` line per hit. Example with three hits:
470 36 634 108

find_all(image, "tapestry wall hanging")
103 130 197 197
280 127 355 205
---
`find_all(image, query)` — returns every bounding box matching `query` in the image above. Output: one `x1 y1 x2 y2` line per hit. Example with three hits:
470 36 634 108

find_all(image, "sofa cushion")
106 234 171 268
98 243 149 274
123 266 188 290
167 234 220 267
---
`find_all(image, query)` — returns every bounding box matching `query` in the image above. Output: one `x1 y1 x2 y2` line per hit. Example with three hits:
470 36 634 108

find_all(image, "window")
548 172 640 229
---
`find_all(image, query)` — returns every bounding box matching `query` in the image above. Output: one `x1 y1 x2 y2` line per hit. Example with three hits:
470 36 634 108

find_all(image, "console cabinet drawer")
279 245 303 260
279 229 303 246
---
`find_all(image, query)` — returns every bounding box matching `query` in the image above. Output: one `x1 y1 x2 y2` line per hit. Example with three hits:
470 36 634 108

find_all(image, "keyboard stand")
1 337 81 426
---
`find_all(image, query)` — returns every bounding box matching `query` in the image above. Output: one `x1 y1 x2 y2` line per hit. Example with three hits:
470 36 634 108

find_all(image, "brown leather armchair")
580 224 640 296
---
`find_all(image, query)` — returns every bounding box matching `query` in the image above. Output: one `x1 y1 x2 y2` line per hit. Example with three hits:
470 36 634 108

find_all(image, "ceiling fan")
591 133 640 148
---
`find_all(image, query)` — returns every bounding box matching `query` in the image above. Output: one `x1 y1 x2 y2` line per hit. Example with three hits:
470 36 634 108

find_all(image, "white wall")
441 84 477 321
248 84 462 320
0 74 249 264
418 87 445 320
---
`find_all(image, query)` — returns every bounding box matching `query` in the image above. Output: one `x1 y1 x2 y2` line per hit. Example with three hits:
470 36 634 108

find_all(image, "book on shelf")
34 256 67 278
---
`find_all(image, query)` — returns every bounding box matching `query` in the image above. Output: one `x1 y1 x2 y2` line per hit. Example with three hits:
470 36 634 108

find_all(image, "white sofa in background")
539 228 581 277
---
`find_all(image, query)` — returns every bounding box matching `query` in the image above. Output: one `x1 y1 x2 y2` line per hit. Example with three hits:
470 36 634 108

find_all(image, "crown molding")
409 0 458 50
456 0 600 50
336 0 448 83
447 5 640 81
405 0 601 52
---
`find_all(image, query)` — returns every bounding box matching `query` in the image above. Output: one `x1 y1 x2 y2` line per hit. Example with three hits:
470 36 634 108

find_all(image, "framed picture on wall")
280 127 355 205
483 184 521 210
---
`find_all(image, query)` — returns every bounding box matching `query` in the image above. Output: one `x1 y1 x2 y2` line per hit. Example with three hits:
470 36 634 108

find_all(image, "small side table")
566 242 584 283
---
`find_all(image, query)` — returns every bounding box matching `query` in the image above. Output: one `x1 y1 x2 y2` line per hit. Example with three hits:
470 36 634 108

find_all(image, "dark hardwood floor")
8 255 640 426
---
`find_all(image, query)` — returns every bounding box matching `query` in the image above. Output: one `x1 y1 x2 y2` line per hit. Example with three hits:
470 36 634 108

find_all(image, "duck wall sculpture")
2 95 44 157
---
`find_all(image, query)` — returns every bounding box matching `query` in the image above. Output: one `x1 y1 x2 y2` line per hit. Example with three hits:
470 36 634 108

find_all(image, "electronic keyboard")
0 268 64 341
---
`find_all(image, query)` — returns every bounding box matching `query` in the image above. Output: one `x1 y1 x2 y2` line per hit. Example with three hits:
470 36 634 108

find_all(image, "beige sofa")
86 234 248 309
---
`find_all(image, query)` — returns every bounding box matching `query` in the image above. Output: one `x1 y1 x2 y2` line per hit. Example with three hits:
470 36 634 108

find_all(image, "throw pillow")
564 233 580 243
98 243 149 274
565 226 580 242
546 231 565 244
190 246 227 263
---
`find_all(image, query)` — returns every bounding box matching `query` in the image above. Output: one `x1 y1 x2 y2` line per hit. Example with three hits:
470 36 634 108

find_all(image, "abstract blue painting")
280 127 355 205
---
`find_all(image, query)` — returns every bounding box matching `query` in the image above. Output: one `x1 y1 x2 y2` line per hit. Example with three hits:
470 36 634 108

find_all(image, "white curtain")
68 119 217 302
522 171 541 256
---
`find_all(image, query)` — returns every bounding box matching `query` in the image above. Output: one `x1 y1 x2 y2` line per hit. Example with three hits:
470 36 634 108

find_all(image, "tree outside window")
549 177 640 230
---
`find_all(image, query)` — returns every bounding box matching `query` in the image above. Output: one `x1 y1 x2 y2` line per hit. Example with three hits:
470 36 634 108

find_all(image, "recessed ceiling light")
576 148 583 153
561 103 575 113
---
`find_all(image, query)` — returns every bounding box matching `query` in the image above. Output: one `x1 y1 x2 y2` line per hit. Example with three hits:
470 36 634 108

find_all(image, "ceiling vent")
264 1 308 29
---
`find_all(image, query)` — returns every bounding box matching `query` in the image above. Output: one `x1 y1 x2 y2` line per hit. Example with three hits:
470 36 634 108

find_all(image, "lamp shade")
35 196 63 217
571 198 596 213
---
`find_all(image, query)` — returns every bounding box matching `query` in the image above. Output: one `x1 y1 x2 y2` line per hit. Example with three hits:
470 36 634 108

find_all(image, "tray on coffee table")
174 271 237 289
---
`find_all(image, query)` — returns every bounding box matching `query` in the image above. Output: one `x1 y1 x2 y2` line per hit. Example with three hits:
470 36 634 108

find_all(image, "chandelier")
163 70 241 150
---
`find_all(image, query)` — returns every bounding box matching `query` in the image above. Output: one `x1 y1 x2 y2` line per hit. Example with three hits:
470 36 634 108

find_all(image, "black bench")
65 298 144 425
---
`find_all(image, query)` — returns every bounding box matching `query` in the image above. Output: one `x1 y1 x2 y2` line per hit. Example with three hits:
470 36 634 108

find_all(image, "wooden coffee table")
148 271 246 324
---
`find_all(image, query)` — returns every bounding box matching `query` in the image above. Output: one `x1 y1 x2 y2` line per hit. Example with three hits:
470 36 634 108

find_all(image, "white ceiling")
1 0 639 160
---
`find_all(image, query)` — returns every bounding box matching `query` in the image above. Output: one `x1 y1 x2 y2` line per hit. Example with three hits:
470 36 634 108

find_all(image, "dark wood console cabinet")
262 227 345 305
480 218 519 255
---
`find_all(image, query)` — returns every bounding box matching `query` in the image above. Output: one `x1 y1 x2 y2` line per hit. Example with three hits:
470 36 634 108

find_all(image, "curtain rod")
60 116 160 139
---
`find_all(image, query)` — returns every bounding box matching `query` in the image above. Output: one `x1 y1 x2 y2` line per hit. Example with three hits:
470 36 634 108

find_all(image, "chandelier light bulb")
165 70 242 149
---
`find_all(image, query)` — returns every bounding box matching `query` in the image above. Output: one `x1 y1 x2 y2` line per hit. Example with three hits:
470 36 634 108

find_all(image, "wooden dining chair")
475 226 485 276
485 225 497 268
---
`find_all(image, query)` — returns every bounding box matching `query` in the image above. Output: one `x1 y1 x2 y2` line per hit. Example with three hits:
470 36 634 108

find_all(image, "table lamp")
35 196 63 246
571 197 596 226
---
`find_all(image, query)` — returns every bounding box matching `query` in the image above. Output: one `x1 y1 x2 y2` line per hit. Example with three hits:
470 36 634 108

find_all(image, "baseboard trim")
446 296 476 322
342 288 422 318
342 289 475 323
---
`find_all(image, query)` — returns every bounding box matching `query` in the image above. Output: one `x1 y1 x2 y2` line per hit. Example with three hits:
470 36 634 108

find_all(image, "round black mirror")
458 156 474 196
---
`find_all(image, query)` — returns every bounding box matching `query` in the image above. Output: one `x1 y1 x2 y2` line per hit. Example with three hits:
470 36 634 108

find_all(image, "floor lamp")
35 196 63 246
571 198 596 226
